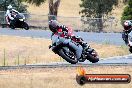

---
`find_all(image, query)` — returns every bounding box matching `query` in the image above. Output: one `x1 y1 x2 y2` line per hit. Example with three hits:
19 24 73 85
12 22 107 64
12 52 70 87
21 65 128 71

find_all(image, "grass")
90 43 130 58
0 35 61 66
0 66 132 88
0 35 130 66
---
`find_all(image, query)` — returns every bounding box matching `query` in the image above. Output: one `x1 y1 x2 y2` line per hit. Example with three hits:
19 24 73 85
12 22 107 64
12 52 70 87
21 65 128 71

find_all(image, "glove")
10 17 14 20
49 45 52 49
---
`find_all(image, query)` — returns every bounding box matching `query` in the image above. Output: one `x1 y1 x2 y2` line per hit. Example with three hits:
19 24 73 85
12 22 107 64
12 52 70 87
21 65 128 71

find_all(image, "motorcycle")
122 21 132 53
128 31 132 53
9 13 29 30
49 28 99 64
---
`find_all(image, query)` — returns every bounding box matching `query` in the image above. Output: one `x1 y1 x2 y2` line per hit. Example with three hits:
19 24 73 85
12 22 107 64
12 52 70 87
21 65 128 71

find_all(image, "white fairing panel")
129 40 132 46
128 31 132 46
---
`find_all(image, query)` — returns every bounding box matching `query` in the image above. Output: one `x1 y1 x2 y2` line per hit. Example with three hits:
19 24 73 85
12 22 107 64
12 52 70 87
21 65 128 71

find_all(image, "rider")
122 20 132 45
49 20 88 48
49 20 84 60
5 5 19 25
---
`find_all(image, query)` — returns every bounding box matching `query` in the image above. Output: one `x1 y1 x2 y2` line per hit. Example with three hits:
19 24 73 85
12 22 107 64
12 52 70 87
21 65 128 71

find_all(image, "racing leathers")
122 21 132 45
5 9 19 25
122 29 132 45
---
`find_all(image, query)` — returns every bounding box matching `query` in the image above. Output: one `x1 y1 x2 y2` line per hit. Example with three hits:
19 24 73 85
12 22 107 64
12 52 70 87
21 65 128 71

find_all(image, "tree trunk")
98 18 103 32
48 0 60 21
97 14 103 32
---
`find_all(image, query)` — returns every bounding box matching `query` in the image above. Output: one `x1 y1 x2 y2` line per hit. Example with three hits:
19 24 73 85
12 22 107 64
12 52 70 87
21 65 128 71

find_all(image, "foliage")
0 0 27 12
24 0 60 20
121 0 132 20
79 0 118 18
79 0 118 32
24 0 46 6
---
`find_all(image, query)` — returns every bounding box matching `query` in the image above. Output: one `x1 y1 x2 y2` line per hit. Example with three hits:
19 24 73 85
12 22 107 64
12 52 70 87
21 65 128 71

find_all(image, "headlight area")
19 19 24 21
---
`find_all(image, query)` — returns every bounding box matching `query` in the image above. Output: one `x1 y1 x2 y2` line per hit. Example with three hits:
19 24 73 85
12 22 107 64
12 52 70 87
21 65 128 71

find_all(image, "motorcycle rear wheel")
129 47 132 53
87 50 99 63
23 22 29 30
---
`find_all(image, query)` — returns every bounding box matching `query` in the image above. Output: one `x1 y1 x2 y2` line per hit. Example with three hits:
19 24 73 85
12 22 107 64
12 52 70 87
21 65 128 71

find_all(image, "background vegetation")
0 0 27 12
121 0 132 21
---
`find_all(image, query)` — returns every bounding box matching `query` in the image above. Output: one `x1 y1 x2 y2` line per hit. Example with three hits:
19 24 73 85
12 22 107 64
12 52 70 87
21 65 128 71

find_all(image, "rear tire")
129 47 132 53
23 22 29 30
87 50 99 63
58 48 78 64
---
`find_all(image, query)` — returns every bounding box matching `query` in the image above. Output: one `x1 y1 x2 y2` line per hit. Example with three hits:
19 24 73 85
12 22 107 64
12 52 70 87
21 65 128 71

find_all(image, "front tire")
10 21 15 29
58 48 78 64
10 25 15 29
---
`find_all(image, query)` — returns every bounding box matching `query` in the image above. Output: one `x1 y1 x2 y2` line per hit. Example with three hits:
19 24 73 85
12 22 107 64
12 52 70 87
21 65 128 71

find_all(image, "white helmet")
124 20 132 30
7 5 13 10
124 20 132 26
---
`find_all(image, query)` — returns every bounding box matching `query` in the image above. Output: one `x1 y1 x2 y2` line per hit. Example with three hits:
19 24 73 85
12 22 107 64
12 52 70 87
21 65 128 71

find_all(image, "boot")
82 42 90 51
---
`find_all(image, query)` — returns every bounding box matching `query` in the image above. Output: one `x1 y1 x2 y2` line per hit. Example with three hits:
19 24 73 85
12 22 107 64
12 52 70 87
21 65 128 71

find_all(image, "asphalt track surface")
0 28 124 45
0 28 132 67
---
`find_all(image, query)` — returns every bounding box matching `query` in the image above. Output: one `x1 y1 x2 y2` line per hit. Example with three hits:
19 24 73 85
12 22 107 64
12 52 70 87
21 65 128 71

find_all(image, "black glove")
49 45 52 49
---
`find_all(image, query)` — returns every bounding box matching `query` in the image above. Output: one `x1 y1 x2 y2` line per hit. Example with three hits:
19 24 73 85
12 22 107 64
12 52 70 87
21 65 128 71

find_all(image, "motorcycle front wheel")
58 48 78 64
10 21 15 29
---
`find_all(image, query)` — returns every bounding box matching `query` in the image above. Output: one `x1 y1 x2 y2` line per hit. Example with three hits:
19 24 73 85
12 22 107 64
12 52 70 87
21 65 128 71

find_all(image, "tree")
0 0 27 12
25 0 61 20
24 0 46 6
48 0 60 20
79 0 118 32
121 0 132 21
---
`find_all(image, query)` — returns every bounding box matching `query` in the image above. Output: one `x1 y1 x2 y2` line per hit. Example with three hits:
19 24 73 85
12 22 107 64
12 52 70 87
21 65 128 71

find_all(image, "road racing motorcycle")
49 28 99 64
9 13 29 30
127 31 132 53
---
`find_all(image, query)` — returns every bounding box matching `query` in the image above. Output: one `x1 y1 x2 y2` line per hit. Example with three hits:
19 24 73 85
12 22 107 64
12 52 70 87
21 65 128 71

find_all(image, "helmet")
49 20 59 32
124 20 132 30
7 5 13 10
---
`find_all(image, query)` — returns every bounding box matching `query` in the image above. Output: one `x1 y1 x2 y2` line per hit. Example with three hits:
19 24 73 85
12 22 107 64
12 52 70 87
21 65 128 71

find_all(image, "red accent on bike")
58 28 62 32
